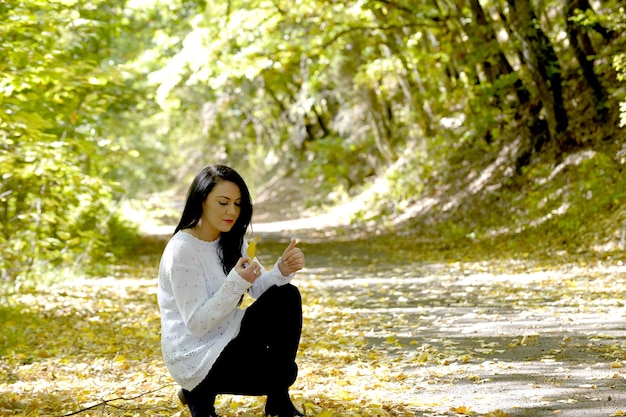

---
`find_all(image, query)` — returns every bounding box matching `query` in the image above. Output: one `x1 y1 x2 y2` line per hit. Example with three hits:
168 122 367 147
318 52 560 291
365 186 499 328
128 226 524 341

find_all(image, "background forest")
1 0 625 283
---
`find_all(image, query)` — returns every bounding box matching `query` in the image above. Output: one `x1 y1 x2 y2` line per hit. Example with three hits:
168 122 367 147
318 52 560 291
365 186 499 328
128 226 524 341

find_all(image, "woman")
157 165 306 417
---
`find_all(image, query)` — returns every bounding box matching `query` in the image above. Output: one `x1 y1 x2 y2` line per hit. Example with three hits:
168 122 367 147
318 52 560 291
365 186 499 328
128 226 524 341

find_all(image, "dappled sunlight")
540 150 597 185
295 246 626 416
444 139 521 211
2 1 624 416
486 150 604 239
1 234 625 416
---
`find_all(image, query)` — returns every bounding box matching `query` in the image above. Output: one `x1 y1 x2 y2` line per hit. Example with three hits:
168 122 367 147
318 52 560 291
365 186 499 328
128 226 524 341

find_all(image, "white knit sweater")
157 231 293 390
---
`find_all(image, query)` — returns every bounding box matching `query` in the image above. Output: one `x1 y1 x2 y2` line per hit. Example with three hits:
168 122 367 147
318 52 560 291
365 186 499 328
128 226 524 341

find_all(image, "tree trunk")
369 6 436 138
565 0 608 119
365 88 396 163
507 0 568 140
466 0 530 105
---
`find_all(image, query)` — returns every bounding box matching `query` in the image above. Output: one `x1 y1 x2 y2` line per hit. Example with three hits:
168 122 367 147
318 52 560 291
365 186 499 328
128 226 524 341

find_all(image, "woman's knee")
262 283 301 304
274 284 302 313
278 283 301 301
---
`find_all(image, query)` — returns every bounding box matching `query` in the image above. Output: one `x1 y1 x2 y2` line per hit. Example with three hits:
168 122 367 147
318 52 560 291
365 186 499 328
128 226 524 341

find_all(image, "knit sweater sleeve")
168 242 252 337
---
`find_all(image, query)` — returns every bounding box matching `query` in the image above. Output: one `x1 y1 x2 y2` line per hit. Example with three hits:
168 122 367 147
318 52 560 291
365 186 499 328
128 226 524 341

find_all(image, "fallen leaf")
450 405 473 415
485 410 509 417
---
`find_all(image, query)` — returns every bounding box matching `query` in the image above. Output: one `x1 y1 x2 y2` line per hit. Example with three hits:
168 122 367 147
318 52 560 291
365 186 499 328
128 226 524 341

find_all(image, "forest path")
249 219 626 417
137 190 626 417
6 195 621 417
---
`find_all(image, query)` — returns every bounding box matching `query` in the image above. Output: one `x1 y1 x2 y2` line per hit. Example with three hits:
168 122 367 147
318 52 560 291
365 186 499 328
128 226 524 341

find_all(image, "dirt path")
137 178 626 417
249 212 626 417
3 186 625 416
135 186 626 417
37 196 622 417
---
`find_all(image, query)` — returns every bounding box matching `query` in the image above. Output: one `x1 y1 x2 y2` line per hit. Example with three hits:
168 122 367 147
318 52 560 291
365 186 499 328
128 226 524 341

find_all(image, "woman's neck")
190 222 220 242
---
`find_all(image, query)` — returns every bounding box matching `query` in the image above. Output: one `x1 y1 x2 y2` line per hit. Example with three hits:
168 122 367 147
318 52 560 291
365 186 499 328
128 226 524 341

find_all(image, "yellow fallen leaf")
485 410 509 417
315 411 333 417
336 378 351 386
247 236 259 259
611 360 623 368
610 411 626 417
450 405 473 415
338 390 353 400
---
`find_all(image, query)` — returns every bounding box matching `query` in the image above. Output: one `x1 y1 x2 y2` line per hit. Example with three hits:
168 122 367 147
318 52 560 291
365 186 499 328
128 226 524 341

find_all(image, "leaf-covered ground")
1 230 625 417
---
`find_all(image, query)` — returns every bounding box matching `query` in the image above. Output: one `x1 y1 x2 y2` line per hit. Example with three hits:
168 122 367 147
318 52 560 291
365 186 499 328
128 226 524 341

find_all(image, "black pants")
184 284 302 416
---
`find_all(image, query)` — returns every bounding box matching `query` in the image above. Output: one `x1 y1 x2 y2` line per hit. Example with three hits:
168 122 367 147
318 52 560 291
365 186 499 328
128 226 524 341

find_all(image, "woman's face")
201 180 242 240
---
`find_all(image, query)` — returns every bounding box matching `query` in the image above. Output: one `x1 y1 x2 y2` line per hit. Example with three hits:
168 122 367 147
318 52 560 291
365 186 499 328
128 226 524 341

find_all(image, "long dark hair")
174 165 253 274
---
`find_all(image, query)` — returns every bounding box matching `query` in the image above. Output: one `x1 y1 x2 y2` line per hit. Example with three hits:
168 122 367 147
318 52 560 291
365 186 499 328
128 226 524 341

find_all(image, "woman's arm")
168 246 252 337
248 260 294 298
241 239 295 299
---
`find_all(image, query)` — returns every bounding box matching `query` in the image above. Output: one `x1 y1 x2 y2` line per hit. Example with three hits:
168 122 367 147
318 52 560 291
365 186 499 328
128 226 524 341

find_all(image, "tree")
0 0 139 281
2 0 623 283
505 0 568 142
565 0 605 117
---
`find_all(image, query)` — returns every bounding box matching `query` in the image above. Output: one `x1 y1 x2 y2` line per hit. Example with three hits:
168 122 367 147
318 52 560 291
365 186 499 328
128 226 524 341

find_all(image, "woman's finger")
282 238 298 256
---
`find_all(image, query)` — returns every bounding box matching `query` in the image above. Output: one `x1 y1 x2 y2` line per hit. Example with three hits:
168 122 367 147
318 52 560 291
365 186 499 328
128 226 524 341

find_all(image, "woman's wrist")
277 257 291 277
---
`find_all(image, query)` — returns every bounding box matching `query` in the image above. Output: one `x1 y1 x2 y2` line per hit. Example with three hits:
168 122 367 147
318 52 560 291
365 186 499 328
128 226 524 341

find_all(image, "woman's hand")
235 257 262 283
278 238 305 276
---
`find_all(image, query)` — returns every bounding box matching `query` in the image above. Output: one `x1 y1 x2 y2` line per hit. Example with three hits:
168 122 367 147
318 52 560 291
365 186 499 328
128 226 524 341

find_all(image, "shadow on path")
250 222 626 417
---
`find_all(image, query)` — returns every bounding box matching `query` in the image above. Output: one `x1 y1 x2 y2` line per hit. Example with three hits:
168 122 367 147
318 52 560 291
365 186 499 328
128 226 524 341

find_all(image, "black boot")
265 392 304 417
180 388 220 417
178 388 188 405
188 403 220 417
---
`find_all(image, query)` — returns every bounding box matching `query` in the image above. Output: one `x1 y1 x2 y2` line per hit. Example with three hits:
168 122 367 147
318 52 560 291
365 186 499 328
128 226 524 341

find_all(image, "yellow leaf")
315 411 333 417
336 378 351 386
610 411 626 417
611 360 623 368
450 405 473 415
247 236 259 259
485 410 509 417
338 390 353 400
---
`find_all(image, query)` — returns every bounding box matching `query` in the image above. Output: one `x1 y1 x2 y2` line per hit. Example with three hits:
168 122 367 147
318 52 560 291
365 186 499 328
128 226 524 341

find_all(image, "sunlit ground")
1 237 625 417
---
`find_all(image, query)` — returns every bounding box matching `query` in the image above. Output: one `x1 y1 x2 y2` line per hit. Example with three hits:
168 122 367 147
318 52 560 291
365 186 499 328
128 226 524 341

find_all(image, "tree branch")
60 384 175 416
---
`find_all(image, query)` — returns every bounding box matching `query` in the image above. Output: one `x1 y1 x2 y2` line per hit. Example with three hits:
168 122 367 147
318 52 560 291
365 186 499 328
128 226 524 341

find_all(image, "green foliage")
303 137 354 191
1 0 625 286
614 50 626 127
449 151 624 249
347 143 435 230
145 0 427 183
0 0 141 283
542 153 624 238
0 303 40 360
